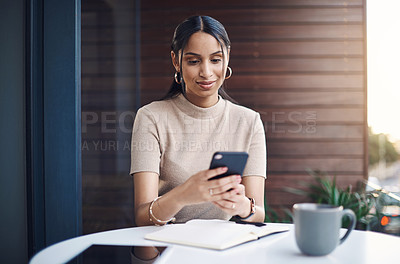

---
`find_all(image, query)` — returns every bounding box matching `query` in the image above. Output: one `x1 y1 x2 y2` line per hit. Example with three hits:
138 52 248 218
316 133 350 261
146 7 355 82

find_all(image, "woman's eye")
188 60 200 64
211 59 222 63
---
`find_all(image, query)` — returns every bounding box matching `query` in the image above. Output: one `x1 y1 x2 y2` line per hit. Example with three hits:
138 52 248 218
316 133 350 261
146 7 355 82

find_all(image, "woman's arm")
133 167 243 226
241 176 265 222
133 171 183 226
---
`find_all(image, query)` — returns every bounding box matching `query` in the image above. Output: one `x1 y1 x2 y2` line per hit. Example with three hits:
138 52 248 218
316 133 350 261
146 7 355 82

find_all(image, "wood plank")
82 158 118 173
82 23 364 43
232 41 364 56
141 24 364 43
141 8 363 26
83 206 134 219
92 57 364 77
83 190 133 206
227 75 363 90
141 41 364 58
236 91 364 107
140 57 363 75
82 173 133 187
82 44 137 59
82 11 136 27
233 91 364 106
85 7 363 27
83 0 135 11
255 108 364 122
85 90 364 109
267 141 364 156
265 174 366 190
138 91 364 108
267 157 364 172
142 0 363 9
82 76 137 91
82 27 136 43
83 60 136 75
230 57 364 73
265 191 310 205
141 75 363 90
227 24 364 41
264 124 364 139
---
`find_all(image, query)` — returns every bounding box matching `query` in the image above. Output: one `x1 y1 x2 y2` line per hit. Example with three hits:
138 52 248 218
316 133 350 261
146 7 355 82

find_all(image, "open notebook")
144 219 289 250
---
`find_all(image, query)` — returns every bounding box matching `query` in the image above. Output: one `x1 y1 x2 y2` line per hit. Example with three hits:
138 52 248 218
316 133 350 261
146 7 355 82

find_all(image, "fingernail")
221 167 228 172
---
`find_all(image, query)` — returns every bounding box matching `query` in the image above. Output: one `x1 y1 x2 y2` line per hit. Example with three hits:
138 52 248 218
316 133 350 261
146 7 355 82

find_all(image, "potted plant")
284 169 377 230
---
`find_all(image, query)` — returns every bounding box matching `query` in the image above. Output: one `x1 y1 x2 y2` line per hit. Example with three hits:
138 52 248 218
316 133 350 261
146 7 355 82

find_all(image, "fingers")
212 186 247 214
212 189 243 210
208 175 242 196
213 200 236 210
205 167 228 180
189 168 242 204
210 184 244 201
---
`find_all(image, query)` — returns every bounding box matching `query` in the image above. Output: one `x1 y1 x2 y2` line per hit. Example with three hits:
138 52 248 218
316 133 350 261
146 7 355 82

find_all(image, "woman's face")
172 32 229 107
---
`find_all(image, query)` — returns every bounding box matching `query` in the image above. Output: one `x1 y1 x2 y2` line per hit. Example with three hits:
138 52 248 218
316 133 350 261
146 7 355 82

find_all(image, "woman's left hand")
212 182 251 218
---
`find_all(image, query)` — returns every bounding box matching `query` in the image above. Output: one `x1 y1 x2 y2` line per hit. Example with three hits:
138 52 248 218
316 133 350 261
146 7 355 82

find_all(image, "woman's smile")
196 80 216 90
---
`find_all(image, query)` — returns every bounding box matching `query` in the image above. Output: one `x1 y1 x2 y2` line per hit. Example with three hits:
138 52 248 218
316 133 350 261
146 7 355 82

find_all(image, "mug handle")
339 209 356 244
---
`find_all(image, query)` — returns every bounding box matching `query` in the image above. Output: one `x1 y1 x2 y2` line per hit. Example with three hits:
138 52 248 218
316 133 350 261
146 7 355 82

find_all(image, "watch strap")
236 197 256 220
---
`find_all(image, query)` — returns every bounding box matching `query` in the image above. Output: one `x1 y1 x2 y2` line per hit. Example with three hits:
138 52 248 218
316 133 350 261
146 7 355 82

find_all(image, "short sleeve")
130 107 161 176
243 113 267 178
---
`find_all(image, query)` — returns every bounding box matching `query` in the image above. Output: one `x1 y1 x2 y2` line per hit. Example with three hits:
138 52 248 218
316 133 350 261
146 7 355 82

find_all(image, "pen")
234 220 266 227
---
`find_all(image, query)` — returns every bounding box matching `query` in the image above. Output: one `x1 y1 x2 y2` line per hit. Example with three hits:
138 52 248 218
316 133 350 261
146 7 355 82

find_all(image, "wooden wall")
81 0 367 234
140 0 367 214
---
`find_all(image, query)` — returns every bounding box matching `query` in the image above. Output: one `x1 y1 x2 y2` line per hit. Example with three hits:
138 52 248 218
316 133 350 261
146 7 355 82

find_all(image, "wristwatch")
237 197 256 220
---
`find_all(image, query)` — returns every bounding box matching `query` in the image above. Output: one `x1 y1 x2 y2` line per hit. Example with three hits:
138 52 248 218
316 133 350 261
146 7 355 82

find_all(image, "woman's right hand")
175 167 242 206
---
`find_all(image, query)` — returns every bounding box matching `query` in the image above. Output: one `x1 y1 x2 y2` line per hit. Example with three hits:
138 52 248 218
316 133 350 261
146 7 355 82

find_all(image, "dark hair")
160 16 235 102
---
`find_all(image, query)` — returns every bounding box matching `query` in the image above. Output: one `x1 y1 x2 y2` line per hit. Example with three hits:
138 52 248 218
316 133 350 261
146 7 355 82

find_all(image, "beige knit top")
130 94 266 223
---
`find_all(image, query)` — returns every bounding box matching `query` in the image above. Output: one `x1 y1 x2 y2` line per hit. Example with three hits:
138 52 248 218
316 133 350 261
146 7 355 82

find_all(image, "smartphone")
208 151 249 180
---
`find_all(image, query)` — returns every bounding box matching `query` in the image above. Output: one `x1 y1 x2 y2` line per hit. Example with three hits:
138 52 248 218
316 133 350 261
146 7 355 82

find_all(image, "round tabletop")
29 223 400 264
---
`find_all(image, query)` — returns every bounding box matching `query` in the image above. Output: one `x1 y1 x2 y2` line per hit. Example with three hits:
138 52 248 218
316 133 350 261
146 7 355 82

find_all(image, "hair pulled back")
160 16 234 101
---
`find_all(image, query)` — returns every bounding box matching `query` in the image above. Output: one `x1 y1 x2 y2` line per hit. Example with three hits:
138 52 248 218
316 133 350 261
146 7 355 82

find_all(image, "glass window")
81 0 138 234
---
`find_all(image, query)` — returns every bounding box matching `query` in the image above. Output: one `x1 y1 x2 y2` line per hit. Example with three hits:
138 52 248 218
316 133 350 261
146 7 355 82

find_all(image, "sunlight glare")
367 0 400 142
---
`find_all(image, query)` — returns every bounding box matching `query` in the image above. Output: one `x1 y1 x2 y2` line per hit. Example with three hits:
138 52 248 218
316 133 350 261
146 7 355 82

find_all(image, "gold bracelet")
149 196 176 226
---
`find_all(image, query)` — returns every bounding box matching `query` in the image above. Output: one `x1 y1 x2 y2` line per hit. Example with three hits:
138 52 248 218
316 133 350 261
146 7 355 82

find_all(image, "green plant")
285 169 376 230
264 196 292 223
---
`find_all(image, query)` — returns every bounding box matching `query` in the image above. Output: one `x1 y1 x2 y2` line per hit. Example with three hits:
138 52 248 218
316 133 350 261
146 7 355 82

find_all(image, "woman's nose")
199 62 213 78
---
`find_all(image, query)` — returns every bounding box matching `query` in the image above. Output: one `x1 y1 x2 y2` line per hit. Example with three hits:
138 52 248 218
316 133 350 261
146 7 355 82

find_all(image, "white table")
29 223 400 264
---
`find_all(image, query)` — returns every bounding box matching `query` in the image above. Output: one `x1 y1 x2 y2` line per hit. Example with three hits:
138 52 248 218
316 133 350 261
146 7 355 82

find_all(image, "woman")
130 15 266 261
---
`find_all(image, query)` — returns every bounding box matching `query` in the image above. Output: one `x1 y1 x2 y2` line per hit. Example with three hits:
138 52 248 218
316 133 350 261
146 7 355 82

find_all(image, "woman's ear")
171 51 180 72
226 48 231 65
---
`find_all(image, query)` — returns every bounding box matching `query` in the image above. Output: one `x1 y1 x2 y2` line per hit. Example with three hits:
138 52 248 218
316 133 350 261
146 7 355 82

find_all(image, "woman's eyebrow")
183 51 222 56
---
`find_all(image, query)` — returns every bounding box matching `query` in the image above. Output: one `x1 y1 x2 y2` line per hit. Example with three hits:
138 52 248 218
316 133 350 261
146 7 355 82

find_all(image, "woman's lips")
197 81 216 89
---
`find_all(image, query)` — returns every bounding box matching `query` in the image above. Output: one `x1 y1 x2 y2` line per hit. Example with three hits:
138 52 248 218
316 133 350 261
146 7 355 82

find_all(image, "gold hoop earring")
225 67 232 80
174 72 181 84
